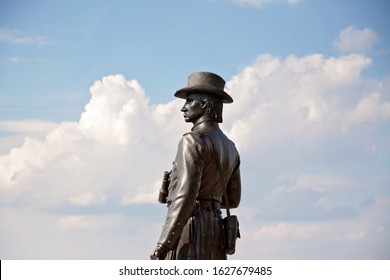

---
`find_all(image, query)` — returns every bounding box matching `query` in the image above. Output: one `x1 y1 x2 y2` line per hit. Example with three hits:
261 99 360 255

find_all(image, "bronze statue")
150 72 241 260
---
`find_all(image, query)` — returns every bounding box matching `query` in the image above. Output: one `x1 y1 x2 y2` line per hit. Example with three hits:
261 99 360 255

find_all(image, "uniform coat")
157 120 241 259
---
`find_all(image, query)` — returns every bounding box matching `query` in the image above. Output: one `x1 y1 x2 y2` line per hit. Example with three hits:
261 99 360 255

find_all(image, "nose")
181 103 187 112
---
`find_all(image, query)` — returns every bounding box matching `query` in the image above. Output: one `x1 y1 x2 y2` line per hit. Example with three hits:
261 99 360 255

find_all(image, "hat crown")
174 71 233 103
187 72 225 91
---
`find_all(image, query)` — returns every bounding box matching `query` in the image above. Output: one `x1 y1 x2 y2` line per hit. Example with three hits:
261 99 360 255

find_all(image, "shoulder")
178 131 210 154
181 131 204 146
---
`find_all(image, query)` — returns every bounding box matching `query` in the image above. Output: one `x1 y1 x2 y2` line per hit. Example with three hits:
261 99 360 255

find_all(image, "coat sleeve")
157 132 205 249
224 159 241 209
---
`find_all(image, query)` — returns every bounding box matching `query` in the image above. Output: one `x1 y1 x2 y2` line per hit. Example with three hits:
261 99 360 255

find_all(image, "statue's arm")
224 159 241 209
157 133 205 249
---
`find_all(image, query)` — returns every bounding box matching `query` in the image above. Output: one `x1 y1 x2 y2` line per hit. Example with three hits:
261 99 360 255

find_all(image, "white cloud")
57 214 121 230
333 26 381 54
0 51 389 259
347 92 390 123
66 192 106 206
0 75 187 209
223 53 382 158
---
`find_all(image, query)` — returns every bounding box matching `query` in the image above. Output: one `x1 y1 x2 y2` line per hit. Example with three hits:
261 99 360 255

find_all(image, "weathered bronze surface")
151 72 241 260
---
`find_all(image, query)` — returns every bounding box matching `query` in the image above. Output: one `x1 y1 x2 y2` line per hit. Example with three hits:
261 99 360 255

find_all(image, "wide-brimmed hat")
174 71 233 103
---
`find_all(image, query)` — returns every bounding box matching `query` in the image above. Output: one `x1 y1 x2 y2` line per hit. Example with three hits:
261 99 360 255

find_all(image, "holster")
223 215 240 255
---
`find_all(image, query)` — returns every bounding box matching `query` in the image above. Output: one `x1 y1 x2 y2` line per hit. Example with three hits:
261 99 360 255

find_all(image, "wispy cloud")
0 28 54 46
230 0 301 7
0 120 58 154
7 56 27 63
0 119 58 135
6 56 52 64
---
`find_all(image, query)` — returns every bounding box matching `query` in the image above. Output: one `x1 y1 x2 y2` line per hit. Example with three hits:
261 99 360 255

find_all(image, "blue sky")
0 0 389 259
1 0 388 120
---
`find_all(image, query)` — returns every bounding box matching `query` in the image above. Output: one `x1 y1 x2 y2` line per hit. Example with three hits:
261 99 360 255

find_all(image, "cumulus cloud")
333 26 381 54
0 51 389 259
0 75 186 208
223 53 387 159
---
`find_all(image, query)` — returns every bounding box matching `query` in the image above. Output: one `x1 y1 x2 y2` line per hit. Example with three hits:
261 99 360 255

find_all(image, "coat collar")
191 120 219 133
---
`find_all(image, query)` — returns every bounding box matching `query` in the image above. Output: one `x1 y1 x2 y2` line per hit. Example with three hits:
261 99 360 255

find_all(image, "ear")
201 101 207 109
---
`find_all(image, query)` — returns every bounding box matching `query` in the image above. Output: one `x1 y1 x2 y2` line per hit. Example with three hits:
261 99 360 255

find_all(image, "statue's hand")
150 244 169 260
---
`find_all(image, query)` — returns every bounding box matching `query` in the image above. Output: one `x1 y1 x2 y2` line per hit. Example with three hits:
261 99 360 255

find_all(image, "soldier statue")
150 71 241 260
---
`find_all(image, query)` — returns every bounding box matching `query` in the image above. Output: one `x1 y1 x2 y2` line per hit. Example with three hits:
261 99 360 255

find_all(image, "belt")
196 199 221 209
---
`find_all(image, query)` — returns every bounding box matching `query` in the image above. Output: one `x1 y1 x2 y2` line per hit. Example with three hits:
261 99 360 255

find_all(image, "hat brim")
174 86 233 103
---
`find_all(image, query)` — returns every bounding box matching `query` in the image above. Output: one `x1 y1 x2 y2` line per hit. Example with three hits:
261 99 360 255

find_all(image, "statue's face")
181 98 204 123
